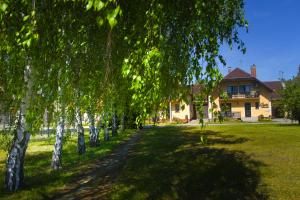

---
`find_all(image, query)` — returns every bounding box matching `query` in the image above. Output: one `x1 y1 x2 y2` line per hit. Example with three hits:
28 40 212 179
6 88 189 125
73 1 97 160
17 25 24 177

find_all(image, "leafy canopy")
0 0 247 127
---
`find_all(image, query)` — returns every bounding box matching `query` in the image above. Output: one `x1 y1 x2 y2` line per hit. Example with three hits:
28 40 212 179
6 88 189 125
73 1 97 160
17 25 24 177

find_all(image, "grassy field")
0 124 299 200
108 124 300 200
0 129 135 200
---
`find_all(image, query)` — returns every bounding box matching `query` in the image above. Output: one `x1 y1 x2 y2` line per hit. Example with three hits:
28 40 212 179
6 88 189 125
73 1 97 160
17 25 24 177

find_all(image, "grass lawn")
0 129 135 200
108 124 300 200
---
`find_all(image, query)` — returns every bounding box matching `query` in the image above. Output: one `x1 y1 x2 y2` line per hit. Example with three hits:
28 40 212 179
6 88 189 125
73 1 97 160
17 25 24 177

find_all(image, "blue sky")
218 0 300 81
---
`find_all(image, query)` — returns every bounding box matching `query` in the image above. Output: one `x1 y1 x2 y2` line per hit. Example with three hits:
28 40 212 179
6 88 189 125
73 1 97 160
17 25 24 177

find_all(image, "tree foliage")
280 76 300 124
0 0 247 128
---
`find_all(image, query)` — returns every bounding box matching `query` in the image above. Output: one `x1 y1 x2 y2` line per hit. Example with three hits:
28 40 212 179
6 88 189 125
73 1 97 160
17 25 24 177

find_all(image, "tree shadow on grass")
110 127 268 200
203 130 250 145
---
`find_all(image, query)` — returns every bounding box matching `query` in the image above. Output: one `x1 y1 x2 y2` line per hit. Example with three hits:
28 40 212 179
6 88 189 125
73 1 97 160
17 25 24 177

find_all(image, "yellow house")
169 65 284 122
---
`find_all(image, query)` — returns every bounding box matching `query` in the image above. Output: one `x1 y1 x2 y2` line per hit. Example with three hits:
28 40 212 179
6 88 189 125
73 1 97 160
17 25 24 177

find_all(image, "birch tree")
0 0 247 191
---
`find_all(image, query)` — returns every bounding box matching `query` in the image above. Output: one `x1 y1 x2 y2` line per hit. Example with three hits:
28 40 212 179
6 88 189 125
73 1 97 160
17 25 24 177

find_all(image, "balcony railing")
221 91 260 99
232 94 246 99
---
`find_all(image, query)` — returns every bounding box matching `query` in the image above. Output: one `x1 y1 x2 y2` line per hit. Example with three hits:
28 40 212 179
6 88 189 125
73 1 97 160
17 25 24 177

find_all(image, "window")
245 85 251 94
227 86 232 94
227 86 238 95
255 102 259 109
239 85 246 94
232 86 238 94
239 85 251 94
175 104 180 113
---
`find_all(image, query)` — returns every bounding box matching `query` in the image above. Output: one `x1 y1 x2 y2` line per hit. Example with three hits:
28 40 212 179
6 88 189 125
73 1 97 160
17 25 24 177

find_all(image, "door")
245 103 251 117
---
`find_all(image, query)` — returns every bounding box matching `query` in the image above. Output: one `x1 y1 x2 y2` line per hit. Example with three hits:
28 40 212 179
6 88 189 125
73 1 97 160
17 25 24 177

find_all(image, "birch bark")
88 110 99 147
5 66 32 191
76 107 86 154
51 114 64 169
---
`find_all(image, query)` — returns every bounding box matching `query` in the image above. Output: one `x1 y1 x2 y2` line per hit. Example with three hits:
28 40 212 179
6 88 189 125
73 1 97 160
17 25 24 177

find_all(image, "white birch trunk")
51 115 64 169
100 114 109 141
45 108 50 137
88 111 99 147
5 115 30 191
121 113 125 131
112 112 117 136
5 66 32 191
104 127 109 141
76 107 85 154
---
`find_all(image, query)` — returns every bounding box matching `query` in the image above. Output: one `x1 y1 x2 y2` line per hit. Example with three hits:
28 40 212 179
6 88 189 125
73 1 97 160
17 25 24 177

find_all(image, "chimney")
250 64 256 78
228 66 232 74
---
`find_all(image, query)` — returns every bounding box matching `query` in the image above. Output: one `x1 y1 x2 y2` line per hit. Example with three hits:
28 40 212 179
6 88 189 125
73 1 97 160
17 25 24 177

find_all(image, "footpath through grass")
0 129 135 200
109 124 300 200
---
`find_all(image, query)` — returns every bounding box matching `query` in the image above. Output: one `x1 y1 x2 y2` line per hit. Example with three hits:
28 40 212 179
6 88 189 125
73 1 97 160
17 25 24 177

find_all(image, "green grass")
108 124 300 200
0 129 135 200
1 125 299 200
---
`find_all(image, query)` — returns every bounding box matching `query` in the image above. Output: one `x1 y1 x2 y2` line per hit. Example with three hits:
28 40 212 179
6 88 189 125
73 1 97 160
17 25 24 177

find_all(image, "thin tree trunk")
45 108 50 137
5 66 32 191
76 107 85 154
101 113 109 141
121 113 125 131
88 110 99 147
47 121 50 137
51 115 64 169
104 127 109 141
112 112 118 136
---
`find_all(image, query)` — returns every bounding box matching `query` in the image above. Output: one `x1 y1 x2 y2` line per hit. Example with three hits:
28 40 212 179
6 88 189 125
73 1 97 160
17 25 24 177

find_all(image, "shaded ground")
108 127 269 200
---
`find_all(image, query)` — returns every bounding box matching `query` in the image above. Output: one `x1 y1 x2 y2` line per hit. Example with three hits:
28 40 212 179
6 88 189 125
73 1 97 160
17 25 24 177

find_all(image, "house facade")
169 65 284 122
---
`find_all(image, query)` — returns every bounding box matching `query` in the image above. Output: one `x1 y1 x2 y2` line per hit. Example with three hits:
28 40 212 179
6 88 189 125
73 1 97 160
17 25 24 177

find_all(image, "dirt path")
50 131 143 200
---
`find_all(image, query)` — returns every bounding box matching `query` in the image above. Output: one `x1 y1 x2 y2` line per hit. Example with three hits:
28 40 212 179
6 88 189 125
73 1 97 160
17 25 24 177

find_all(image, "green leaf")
86 1 93 10
106 6 120 28
94 0 105 11
23 15 30 21
0 3 8 12
97 16 104 26
107 17 117 28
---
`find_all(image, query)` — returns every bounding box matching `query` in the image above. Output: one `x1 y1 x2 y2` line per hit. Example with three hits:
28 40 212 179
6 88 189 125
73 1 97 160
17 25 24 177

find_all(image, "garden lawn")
0 129 135 200
108 124 300 200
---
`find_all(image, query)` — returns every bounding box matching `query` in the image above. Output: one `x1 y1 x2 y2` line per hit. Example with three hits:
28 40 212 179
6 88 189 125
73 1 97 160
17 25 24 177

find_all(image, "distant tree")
280 76 300 124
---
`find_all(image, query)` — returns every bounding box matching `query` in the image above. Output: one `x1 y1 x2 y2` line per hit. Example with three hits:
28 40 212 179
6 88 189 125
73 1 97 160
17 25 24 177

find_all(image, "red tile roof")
223 68 273 92
224 68 252 79
192 68 279 95
263 81 284 100
263 81 283 91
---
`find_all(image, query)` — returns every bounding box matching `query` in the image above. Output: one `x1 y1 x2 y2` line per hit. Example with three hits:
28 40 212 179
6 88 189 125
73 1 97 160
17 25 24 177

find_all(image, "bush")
280 76 300 124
